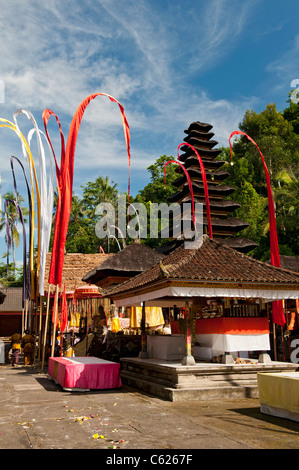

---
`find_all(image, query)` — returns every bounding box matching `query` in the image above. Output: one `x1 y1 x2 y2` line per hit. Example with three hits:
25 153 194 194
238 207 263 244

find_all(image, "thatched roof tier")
267 256 299 273
219 238 258 253
173 169 230 184
82 242 165 287
43 252 113 294
169 182 236 199
181 137 218 150
169 195 241 215
178 147 222 160
168 217 250 239
184 121 213 133
280 256 299 273
176 157 225 171
156 238 258 256
183 130 215 142
203 217 250 230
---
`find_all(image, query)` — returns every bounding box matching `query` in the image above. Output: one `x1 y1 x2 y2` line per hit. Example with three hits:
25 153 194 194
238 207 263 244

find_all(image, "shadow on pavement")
229 407 299 434
10 365 137 396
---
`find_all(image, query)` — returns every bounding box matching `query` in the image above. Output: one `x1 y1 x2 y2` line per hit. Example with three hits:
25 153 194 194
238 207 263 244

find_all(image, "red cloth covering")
60 285 68 333
171 317 269 335
48 357 122 390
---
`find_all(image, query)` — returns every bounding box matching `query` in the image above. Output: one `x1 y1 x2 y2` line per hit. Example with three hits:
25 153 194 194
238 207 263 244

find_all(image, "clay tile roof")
105 236 299 297
43 252 113 292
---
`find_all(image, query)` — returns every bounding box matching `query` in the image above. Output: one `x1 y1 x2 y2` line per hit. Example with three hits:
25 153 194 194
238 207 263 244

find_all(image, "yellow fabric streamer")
130 307 164 328
0 118 41 298
111 317 121 333
70 312 80 328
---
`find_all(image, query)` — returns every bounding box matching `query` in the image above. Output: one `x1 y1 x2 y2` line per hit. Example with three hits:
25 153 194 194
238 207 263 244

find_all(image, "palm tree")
0 191 29 276
80 176 119 252
81 176 118 217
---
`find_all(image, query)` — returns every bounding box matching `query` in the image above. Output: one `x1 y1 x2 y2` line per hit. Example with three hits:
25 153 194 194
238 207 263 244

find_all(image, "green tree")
134 155 178 249
137 155 177 204
61 177 120 254
218 98 299 258
272 169 299 256
81 176 119 253
64 195 96 253
0 261 23 287
283 91 299 135
81 176 118 217
235 104 297 188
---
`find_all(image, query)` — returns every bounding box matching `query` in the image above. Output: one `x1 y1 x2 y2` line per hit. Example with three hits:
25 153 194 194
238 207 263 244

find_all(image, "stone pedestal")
182 355 196 366
222 352 234 364
258 352 272 364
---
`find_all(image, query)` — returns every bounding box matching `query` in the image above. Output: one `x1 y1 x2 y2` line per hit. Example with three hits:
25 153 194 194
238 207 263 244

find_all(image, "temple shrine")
104 235 299 400
164 121 258 254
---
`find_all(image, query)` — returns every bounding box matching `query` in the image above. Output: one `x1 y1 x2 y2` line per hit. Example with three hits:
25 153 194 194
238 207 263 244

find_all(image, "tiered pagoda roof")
166 121 258 253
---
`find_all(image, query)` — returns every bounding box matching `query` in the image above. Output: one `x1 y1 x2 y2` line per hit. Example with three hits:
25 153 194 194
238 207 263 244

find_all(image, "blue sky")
0 0 298 262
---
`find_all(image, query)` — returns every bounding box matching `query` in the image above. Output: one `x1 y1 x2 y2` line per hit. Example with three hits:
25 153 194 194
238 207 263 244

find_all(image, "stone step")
121 370 259 401
120 357 298 401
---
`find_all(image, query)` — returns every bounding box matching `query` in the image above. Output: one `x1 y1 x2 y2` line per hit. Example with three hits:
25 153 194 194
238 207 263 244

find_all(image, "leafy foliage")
220 97 299 258
136 155 177 204
0 262 23 287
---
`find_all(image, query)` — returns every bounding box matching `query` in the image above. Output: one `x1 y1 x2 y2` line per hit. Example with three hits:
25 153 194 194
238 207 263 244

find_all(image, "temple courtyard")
0 362 298 451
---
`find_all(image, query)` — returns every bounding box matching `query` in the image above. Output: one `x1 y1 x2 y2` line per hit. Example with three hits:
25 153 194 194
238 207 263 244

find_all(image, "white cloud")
0 0 258 207
183 0 251 74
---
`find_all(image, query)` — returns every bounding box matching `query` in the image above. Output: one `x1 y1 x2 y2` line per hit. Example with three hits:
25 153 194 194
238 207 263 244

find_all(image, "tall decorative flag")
51 293 59 328
0 117 41 299
229 130 285 326
60 285 68 333
60 285 68 356
10 156 32 302
73 285 77 306
177 142 213 238
43 93 131 288
13 109 55 297
164 160 196 227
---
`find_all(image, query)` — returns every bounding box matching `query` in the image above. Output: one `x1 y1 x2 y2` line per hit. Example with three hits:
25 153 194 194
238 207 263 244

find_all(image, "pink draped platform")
48 357 122 391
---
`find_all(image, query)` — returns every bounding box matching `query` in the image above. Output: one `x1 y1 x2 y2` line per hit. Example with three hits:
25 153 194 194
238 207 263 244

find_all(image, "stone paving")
0 363 299 453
